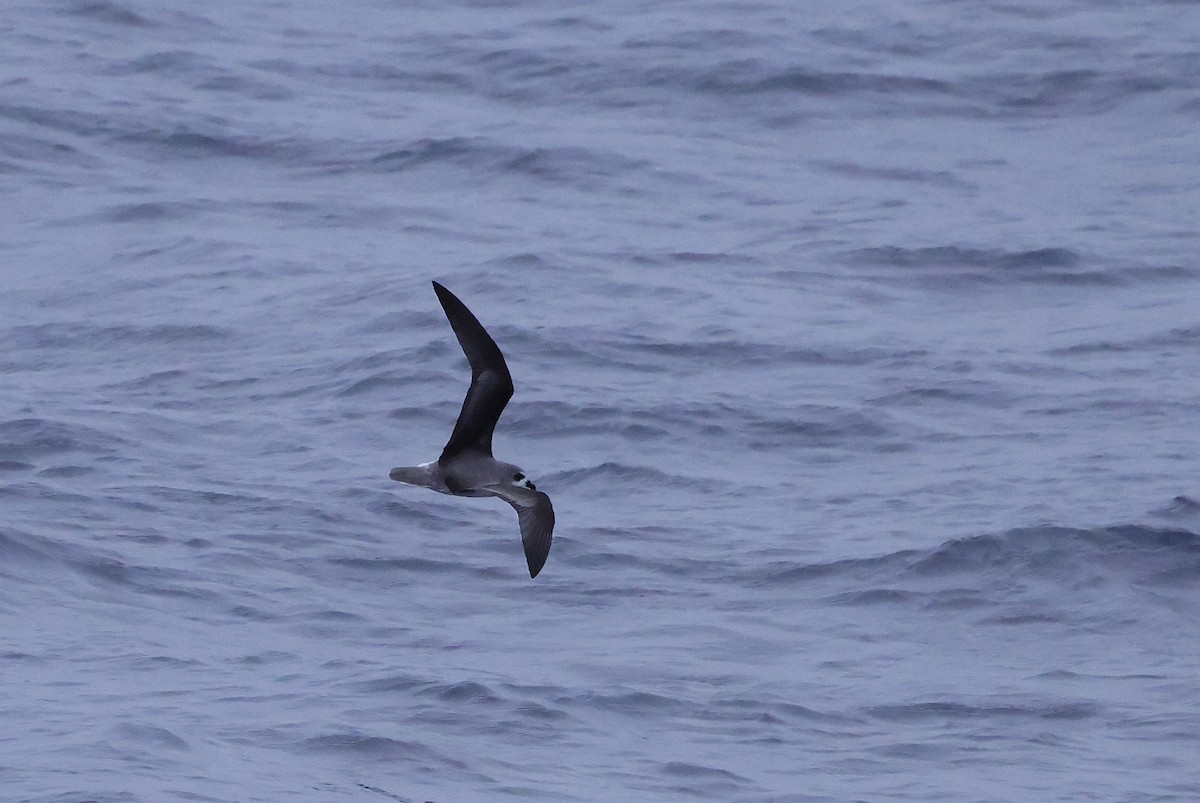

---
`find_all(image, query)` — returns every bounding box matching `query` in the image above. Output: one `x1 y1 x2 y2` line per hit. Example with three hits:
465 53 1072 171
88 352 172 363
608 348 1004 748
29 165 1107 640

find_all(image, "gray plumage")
389 281 555 578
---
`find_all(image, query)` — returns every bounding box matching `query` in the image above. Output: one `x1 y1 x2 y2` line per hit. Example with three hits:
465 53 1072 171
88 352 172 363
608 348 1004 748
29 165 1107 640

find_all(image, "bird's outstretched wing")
432 281 515 460
481 483 555 578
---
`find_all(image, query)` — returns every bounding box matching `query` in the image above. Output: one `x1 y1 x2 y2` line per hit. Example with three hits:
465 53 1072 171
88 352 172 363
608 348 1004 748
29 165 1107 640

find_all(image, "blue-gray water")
3 1 1200 800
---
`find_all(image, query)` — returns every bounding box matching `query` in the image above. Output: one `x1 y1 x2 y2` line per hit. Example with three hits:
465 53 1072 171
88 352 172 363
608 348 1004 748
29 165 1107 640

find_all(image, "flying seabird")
389 281 555 578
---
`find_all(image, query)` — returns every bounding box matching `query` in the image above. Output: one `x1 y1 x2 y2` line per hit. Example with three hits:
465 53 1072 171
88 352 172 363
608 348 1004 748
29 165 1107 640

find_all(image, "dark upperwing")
432 281 515 460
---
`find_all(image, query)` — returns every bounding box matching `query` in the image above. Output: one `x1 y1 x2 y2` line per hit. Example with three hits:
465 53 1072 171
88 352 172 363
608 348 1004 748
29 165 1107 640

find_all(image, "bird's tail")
389 466 433 486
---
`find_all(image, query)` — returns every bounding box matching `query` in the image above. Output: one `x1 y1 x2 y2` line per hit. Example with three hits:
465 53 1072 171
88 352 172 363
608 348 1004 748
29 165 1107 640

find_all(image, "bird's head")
511 469 537 492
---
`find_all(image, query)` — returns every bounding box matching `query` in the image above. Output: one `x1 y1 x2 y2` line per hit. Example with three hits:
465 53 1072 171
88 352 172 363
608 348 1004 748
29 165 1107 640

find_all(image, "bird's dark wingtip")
525 529 551 579
431 281 470 322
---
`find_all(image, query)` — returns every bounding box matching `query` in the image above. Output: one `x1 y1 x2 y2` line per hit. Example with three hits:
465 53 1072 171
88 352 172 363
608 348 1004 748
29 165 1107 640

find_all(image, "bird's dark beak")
525 480 536 491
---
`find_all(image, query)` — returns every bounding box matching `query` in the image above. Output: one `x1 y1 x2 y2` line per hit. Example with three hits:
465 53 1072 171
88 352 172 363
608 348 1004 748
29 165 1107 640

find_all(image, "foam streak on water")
3 0 1200 800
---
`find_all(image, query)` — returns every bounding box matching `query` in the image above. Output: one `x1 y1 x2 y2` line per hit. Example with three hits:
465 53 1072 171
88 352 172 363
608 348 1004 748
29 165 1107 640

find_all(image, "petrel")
389 281 555 578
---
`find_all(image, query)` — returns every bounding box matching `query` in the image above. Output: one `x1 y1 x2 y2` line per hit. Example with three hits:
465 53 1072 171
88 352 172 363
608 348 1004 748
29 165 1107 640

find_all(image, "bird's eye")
514 473 524 481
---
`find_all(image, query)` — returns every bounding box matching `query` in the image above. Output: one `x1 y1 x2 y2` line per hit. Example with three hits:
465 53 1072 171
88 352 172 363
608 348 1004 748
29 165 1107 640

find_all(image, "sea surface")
3 1 1200 800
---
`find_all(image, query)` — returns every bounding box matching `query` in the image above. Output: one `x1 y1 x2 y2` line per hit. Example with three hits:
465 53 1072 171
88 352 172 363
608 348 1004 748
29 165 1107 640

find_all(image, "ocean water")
3 0 1200 800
